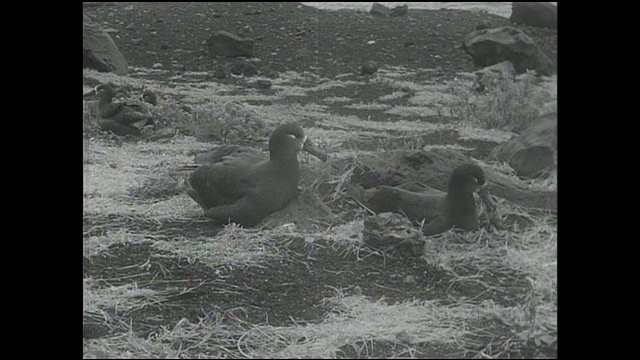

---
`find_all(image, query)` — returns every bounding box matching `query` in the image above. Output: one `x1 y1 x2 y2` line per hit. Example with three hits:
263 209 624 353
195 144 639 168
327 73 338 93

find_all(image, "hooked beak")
477 187 496 213
302 138 328 162
83 87 97 98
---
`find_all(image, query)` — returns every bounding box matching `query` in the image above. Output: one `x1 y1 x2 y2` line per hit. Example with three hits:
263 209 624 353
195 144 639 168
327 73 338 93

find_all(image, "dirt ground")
84 3 557 359
84 2 556 80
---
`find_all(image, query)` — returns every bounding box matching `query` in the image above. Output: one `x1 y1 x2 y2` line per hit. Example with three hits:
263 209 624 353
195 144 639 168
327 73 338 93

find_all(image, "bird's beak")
302 138 328 162
477 187 496 213
83 88 97 98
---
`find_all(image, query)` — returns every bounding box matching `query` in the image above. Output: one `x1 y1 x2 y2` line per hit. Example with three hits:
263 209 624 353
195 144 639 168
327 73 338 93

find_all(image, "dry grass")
448 71 554 133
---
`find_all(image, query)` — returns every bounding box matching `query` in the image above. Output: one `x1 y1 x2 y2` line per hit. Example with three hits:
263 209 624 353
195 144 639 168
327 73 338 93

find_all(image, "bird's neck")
269 155 300 171
447 192 477 215
98 95 114 107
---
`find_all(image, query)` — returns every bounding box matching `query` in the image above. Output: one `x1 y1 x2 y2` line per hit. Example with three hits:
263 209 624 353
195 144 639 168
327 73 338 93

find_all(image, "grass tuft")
449 71 552 133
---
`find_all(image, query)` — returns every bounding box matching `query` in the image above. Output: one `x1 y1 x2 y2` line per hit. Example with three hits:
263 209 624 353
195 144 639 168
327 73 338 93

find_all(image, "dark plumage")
186 123 328 227
348 163 492 236
83 84 153 135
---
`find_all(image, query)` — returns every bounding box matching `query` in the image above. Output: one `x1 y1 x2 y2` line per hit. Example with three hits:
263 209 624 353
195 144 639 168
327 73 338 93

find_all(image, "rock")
230 61 258 77
511 2 557 29
508 145 554 179
475 20 492 30
262 68 280 79
474 61 516 92
490 113 557 179
370 3 392 17
340 147 556 211
205 31 255 58
212 64 232 79
484 169 556 211
83 76 103 88
491 112 557 160
392 5 409 16
476 60 516 77
363 212 425 258
360 60 379 75
141 89 157 106
83 13 128 75
250 79 272 89
463 26 555 76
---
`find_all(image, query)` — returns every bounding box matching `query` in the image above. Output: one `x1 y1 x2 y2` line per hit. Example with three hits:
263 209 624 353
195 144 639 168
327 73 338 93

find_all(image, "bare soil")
84 2 557 80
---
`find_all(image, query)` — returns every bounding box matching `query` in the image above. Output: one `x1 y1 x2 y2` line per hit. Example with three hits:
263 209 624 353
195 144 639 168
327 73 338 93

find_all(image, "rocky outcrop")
83 13 128 75
490 113 557 179
206 31 255 58
370 3 392 16
370 3 408 17
463 26 554 76
511 2 557 29
392 5 408 16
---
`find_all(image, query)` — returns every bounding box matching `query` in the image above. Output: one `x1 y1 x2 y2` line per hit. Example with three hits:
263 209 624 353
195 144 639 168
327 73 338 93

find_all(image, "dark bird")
83 84 153 135
348 163 493 236
186 123 328 227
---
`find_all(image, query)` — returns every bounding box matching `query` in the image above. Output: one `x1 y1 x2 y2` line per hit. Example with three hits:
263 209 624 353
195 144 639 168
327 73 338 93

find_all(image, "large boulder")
83 13 128 75
511 2 558 29
370 3 392 17
463 26 555 76
339 147 556 211
370 3 407 17
392 5 409 16
490 113 557 179
205 31 255 58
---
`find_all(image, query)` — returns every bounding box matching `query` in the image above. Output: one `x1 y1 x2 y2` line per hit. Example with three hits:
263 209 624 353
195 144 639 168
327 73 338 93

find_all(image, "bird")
83 83 153 135
347 163 493 236
186 123 328 227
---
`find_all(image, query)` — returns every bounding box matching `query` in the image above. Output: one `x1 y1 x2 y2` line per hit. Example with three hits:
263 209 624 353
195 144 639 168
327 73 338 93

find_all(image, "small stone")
360 60 379 75
352 285 363 295
253 79 272 89
152 63 163 69
367 40 376 45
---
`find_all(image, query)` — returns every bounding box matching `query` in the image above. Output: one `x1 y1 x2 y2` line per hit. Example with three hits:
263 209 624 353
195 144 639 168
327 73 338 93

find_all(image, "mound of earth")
83 2 556 79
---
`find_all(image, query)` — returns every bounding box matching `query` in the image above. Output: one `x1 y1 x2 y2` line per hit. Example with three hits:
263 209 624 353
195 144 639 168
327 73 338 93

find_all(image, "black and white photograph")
83 2 557 358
